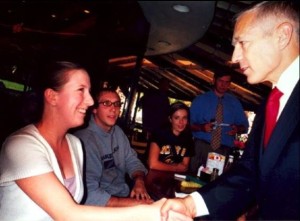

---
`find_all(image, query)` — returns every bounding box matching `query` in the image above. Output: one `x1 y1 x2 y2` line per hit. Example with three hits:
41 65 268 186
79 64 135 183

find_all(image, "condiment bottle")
224 155 234 172
210 168 219 181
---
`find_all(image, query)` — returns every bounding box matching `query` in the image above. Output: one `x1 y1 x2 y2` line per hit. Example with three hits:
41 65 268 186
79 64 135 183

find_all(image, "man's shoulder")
113 124 125 133
225 92 242 103
112 125 129 140
73 126 95 140
192 91 213 103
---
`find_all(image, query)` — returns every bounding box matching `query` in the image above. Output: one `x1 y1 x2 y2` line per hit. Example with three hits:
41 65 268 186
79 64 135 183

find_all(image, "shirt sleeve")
190 192 210 217
190 97 201 125
120 129 148 177
232 97 249 129
0 131 53 183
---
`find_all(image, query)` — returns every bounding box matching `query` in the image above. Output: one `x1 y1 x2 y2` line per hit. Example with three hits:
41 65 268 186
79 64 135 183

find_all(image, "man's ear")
44 88 58 105
277 22 293 49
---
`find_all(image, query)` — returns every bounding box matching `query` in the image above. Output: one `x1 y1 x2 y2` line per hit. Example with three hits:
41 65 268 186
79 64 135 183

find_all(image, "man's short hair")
213 71 232 80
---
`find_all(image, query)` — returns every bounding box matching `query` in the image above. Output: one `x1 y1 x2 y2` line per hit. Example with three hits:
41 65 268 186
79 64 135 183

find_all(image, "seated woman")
0 61 191 221
147 101 194 172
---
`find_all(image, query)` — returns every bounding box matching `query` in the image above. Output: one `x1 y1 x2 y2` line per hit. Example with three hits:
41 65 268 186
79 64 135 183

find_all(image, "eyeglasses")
98 100 123 107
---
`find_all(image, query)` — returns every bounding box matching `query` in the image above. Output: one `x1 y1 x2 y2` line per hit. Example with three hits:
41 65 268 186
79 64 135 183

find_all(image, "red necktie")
264 87 283 147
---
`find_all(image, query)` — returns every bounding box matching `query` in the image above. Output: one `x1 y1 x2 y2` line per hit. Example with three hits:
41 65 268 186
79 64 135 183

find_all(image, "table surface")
144 169 257 221
145 169 201 201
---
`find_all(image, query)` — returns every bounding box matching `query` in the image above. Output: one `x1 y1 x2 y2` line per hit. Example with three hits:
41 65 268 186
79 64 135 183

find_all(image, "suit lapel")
260 81 299 174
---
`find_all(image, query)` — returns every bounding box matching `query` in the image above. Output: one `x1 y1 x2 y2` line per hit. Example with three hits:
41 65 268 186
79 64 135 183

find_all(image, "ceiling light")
157 40 171 47
147 47 155 51
173 4 190 13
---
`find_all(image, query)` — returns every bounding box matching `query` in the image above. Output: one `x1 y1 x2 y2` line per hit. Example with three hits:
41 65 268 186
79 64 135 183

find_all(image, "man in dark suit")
160 1 299 220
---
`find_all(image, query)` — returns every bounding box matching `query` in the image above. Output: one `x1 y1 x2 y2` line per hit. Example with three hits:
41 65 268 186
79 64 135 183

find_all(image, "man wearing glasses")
74 87 152 207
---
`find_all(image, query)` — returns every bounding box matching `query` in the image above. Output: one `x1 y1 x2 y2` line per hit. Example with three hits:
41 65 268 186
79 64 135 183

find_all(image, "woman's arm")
178 157 190 172
16 172 190 221
148 142 189 172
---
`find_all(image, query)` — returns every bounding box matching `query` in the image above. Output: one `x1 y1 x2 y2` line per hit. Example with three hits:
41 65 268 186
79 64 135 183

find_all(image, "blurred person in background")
147 101 194 172
189 71 248 174
74 87 152 207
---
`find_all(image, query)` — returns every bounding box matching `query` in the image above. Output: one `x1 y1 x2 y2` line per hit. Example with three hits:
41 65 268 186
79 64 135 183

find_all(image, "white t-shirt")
0 124 84 221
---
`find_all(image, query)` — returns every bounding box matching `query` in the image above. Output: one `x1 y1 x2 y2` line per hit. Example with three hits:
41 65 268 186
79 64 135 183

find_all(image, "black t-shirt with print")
150 128 194 164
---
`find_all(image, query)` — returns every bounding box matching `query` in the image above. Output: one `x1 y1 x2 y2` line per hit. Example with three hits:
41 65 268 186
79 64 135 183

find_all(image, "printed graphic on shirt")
160 145 187 164
101 146 119 169
104 158 115 169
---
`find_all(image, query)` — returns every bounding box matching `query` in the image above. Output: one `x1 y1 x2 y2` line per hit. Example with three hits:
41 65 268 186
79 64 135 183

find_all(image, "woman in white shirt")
0 61 191 221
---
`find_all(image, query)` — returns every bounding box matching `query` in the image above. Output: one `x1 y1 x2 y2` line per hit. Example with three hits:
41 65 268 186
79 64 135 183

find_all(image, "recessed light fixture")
173 4 190 13
157 40 171 47
83 9 90 14
147 47 155 51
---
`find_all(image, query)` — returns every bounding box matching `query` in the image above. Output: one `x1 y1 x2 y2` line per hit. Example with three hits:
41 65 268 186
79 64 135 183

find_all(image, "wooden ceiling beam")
159 53 262 105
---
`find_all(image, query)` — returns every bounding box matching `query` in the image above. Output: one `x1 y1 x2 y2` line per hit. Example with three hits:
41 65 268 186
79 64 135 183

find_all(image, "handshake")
154 196 197 221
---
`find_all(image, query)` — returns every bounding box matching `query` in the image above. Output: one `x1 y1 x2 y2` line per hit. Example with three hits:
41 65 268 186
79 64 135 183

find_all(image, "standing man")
189 72 249 174
161 1 299 220
74 87 152 207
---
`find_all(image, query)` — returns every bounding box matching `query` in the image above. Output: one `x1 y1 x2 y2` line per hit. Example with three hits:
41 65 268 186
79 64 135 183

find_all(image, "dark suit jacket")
198 81 300 220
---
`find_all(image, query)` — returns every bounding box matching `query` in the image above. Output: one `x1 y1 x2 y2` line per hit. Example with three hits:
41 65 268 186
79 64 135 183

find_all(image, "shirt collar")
275 56 299 96
90 115 115 135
